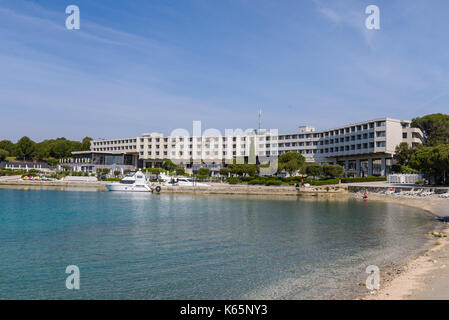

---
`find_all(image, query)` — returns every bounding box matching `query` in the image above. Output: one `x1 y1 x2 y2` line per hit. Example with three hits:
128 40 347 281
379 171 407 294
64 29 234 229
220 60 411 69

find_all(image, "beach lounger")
420 188 435 197
439 191 449 198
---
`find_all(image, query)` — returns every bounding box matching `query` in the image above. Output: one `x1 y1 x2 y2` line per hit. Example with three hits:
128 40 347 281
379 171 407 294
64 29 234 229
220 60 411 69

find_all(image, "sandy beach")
349 193 449 300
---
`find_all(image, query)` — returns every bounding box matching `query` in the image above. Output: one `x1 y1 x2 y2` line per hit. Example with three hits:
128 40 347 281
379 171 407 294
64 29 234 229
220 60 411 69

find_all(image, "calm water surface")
0 188 436 299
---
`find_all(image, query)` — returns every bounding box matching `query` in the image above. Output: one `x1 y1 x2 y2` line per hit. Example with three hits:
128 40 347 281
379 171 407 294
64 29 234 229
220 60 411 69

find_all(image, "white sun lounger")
439 190 449 198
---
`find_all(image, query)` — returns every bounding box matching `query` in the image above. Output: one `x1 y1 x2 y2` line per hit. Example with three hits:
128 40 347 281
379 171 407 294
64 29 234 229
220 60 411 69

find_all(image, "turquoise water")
0 188 436 299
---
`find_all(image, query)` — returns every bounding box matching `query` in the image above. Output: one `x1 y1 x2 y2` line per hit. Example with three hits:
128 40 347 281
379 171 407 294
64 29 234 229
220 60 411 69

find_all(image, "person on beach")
363 192 368 199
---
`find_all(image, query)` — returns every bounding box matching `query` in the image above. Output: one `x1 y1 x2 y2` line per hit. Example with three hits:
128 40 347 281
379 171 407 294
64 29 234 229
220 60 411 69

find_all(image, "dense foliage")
406 113 449 184
0 136 92 162
277 152 306 175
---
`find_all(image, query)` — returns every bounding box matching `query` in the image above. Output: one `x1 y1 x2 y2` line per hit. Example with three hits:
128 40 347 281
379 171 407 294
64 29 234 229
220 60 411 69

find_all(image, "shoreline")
349 193 449 300
1 180 448 299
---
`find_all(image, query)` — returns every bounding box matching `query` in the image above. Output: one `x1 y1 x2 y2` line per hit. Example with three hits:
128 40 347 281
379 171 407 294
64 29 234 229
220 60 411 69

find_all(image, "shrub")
175 167 185 175
264 180 282 186
340 176 387 183
227 177 240 184
198 168 210 176
310 178 339 186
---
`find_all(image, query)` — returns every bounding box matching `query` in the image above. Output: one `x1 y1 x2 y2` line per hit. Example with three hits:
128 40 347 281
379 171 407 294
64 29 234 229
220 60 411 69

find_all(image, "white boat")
106 170 161 192
159 173 209 187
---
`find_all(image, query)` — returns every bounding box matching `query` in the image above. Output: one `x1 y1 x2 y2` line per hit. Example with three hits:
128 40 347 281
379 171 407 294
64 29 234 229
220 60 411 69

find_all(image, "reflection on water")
0 189 436 299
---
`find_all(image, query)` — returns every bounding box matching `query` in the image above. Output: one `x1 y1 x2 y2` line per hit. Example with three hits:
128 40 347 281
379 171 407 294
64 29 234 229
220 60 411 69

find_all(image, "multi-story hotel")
66 117 423 177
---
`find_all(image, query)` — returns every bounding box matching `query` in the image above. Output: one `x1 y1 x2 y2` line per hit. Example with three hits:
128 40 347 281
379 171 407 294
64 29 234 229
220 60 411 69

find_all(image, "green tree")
33 142 50 160
0 149 9 161
394 142 415 166
0 140 14 155
323 165 345 178
305 164 323 178
114 170 121 177
410 144 449 184
163 160 178 171
81 137 93 150
277 151 305 176
411 113 449 146
15 136 35 160
176 167 185 175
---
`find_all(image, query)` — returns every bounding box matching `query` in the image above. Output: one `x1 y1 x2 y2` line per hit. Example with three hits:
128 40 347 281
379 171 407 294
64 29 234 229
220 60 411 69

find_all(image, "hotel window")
148 151 152 155
402 133 407 138
164 151 168 156
357 144 361 150
370 142 375 148
363 133 368 139
156 151 159 156
363 143 368 149
369 123 375 129
363 124 368 130
376 131 386 137
345 128 350 133
376 121 386 127
376 141 386 147
357 125 362 131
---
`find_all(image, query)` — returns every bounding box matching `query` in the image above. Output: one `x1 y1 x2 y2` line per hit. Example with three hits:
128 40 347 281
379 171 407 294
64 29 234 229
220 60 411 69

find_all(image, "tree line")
0 136 92 165
394 113 449 184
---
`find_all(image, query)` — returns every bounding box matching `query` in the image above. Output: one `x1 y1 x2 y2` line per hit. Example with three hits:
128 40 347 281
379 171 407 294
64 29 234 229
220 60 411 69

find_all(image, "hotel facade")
66 118 423 177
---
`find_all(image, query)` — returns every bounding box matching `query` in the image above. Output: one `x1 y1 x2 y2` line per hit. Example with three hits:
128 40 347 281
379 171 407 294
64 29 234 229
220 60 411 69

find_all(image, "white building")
68 117 422 177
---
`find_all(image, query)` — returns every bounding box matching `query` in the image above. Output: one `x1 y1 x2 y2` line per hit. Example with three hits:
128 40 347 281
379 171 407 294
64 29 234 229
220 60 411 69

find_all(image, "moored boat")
106 170 161 192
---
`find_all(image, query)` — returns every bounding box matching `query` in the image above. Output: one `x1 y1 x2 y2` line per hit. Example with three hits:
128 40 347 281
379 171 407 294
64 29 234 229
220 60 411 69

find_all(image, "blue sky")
0 0 448 141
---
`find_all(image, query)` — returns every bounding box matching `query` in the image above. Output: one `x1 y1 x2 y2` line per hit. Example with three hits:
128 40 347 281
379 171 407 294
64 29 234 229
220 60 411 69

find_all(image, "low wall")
348 185 448 195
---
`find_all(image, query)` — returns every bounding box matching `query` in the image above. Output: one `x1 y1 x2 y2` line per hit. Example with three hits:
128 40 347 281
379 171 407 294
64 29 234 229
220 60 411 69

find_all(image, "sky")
0 0 448 142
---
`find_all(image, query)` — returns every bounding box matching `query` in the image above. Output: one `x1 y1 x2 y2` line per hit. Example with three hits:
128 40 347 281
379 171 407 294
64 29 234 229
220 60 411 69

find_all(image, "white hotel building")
67 118 422 177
